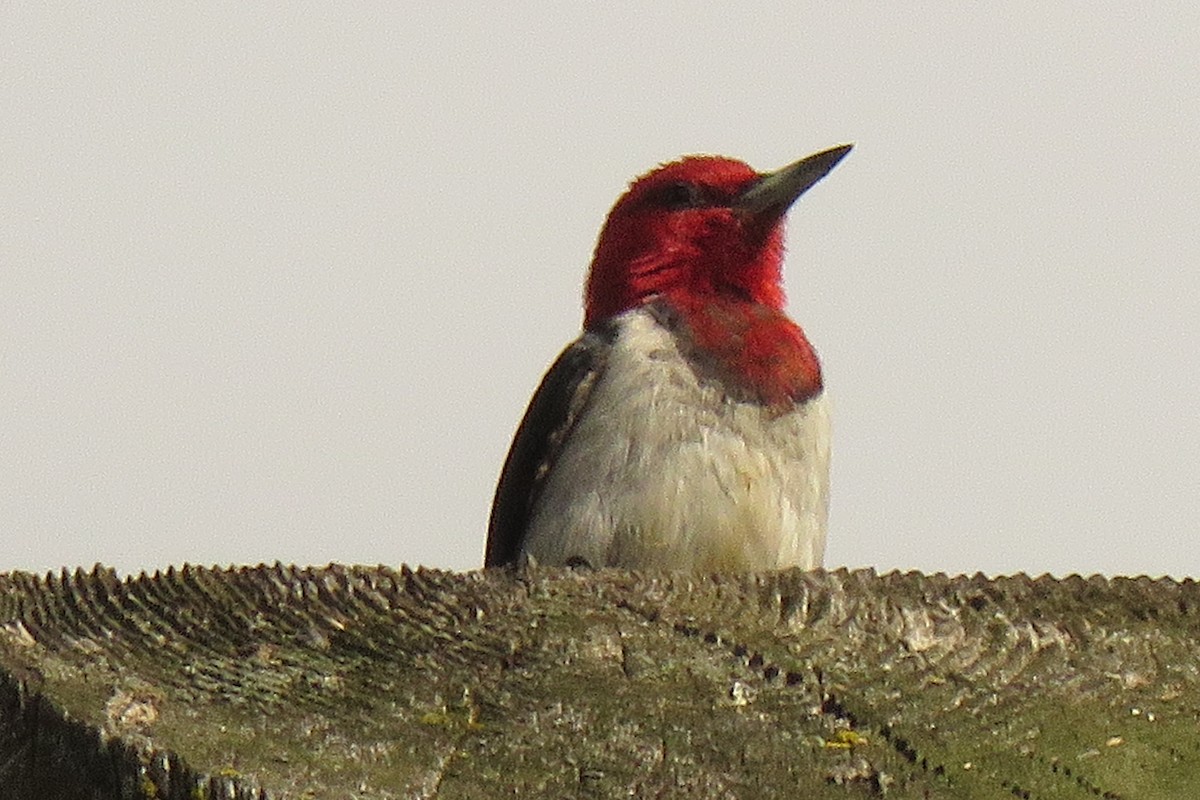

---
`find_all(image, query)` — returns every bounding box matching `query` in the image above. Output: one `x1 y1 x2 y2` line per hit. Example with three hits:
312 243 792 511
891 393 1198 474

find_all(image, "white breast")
520 307 830 571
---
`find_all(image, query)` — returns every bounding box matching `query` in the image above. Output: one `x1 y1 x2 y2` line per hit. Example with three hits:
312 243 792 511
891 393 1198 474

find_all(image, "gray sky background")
3 5 1197 579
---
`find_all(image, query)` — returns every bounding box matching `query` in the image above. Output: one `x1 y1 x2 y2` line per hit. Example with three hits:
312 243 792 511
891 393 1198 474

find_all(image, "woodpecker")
486 144 852 571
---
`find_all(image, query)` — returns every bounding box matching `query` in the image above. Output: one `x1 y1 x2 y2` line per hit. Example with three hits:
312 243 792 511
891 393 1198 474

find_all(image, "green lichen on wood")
1 564 1198 798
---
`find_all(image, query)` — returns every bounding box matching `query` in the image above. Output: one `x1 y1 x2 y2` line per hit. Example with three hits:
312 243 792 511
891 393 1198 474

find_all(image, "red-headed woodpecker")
486 144 852 571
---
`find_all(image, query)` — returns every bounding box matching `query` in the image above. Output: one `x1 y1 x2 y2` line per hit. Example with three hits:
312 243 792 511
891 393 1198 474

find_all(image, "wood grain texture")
1 564 1197 799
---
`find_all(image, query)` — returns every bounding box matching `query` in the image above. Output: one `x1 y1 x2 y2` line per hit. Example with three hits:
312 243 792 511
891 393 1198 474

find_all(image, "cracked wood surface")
0 564 1198 799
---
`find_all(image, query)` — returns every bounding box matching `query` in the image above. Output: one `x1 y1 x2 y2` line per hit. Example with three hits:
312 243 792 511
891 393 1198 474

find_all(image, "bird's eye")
653 181 707 210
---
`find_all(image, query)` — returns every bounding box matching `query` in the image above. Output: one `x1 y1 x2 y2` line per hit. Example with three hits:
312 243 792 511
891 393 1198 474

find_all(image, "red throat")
662 292 823 407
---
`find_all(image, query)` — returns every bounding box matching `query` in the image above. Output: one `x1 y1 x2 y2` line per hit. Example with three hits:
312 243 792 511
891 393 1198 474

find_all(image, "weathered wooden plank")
1 564 1197 798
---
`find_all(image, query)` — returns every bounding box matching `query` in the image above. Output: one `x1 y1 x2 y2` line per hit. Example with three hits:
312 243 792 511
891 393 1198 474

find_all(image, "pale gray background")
3 5 1197 578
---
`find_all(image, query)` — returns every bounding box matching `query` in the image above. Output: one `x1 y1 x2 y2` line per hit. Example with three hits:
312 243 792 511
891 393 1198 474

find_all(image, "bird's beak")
735 144 853 226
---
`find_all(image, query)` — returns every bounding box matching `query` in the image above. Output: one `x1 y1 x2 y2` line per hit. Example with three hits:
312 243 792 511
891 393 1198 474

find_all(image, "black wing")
484 326 613 567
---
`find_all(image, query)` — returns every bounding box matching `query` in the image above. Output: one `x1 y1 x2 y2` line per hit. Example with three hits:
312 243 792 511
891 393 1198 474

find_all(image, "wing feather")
484 326 613 567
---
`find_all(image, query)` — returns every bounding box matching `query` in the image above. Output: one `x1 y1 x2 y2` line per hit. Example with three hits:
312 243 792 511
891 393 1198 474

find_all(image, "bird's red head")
583 145 851 329
585 156 774 328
